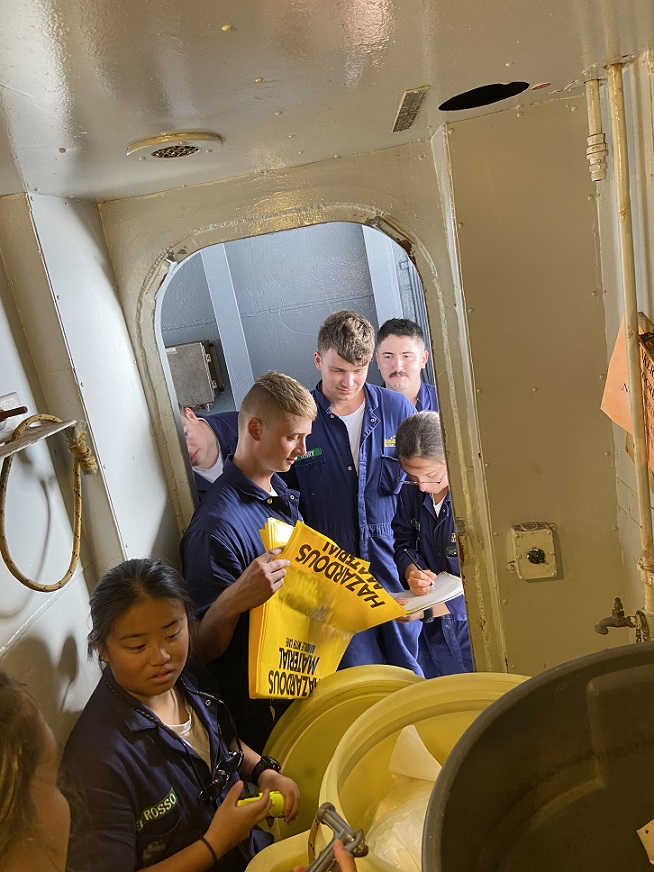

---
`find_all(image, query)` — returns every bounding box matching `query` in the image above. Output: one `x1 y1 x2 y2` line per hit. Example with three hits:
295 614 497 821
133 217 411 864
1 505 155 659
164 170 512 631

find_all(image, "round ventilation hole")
125 131 222 159
151 144 200 159
439 82 530 111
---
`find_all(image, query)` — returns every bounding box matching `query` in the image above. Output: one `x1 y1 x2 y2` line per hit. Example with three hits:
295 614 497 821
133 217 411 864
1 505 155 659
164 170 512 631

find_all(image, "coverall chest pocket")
378 454 403 496
296 455 333 500
138 798 187 867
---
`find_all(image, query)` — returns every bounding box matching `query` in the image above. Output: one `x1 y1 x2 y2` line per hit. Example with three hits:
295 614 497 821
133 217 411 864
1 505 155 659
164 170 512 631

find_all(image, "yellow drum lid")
317 672 528 872
264 665 423 838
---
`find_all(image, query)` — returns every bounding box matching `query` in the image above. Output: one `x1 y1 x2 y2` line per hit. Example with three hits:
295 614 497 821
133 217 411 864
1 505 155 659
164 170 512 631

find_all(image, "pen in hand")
403 547 427 572
403 548 435 623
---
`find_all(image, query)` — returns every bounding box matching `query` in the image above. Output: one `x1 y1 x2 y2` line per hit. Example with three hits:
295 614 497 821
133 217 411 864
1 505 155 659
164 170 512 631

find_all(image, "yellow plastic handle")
237 790 285 817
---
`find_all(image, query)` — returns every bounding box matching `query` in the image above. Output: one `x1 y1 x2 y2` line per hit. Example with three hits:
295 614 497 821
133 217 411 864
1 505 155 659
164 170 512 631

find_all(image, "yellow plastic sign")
248 519 405 700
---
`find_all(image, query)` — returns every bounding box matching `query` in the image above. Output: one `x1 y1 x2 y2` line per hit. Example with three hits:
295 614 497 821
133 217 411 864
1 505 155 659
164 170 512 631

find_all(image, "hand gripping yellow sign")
248 519 405 700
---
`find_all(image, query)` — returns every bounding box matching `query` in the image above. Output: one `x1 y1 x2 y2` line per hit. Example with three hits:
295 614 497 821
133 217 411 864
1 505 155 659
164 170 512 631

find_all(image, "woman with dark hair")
0 670 70 872
62 557 300 872
393 411 474 677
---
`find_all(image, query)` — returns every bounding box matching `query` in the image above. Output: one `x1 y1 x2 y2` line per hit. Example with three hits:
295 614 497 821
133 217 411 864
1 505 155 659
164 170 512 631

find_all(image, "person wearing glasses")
393 411 474 677
375 318 439 411
61 557 300 872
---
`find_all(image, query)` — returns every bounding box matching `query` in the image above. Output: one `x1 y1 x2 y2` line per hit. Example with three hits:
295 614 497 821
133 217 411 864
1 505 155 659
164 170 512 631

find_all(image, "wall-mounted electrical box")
166 341 224 409
510 522 558 580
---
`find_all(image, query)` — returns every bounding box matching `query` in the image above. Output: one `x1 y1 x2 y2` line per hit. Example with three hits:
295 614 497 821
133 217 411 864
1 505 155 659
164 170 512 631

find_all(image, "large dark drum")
424 641 654 872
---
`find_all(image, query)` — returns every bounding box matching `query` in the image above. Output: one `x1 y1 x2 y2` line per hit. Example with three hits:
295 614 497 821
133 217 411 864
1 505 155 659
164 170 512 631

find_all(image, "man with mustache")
375 318 438 410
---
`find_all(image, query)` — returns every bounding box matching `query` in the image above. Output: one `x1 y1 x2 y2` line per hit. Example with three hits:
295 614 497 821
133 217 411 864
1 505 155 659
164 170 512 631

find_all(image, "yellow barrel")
245 830 309 872
263 665 423 838
315 672 527 871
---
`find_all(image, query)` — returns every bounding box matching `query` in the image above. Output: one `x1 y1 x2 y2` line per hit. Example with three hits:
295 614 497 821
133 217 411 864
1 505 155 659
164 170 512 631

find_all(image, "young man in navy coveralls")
284 310 422 674
180 406 239 501
181 373 316 752
375 318 439 411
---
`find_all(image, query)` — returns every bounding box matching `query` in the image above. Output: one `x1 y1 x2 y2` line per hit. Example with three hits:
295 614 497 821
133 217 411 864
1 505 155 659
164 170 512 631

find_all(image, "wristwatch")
251 755 282 786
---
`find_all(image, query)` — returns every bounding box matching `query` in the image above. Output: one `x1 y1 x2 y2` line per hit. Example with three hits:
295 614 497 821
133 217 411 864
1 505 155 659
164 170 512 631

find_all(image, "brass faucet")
594 597 650 641
594 597 632 634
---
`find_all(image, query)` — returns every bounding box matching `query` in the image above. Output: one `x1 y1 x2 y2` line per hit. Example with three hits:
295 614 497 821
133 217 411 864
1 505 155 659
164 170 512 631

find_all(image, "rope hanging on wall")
0 414 97 592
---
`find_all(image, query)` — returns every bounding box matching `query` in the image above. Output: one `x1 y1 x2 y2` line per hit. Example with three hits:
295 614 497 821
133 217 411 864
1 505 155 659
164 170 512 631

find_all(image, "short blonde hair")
239 372 317 434
317 310 375 365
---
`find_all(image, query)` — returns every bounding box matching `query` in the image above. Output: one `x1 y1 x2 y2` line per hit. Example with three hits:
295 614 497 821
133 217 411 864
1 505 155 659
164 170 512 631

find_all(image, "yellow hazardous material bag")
248 518 405 700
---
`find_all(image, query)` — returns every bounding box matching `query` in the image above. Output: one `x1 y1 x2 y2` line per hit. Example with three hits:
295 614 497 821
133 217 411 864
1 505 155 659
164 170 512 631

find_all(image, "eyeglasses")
401 479 444 486
198 749 244 802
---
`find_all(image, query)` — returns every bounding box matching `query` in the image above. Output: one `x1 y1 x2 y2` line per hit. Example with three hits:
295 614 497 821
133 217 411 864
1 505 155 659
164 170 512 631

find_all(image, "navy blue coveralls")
194 411 239 501
181 458 301 751
416 381 439 412
285 382 422 674
393 490 473 677
62 662 270 872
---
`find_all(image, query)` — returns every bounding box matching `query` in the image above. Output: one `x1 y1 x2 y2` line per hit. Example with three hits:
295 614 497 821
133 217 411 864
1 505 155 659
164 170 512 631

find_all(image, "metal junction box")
510 522 558 580
165 341 224 409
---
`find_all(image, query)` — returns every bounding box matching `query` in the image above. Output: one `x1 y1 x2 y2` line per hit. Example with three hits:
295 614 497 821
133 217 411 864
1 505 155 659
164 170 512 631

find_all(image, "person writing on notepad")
392 411 474 677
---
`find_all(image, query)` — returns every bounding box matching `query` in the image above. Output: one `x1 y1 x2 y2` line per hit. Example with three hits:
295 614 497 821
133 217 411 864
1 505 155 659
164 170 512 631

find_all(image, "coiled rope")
0 414 97 592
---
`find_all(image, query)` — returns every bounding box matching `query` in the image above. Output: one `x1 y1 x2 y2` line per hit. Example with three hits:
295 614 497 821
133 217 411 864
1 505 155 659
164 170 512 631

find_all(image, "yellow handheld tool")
237 790 285 817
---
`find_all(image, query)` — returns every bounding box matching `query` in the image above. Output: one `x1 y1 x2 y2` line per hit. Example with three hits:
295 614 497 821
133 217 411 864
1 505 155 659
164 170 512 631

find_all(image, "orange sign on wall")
601 318 654 471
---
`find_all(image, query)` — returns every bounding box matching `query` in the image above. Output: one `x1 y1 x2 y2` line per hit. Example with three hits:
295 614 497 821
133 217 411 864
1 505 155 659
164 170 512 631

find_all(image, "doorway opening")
158 221 434 415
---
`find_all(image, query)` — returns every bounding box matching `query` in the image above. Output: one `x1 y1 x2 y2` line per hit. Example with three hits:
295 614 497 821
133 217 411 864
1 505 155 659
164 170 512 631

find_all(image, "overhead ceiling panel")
0 0 651 201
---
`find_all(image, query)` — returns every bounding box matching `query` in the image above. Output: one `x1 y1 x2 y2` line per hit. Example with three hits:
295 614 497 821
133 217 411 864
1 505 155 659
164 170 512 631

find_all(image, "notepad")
391 572 464 614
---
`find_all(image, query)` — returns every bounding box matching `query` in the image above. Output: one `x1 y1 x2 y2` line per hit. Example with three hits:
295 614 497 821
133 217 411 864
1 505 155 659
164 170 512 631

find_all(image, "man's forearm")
196 586 242 661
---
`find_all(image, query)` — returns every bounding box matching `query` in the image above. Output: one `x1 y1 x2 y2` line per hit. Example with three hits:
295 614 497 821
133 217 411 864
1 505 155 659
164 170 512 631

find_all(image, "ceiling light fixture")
125 131 223 159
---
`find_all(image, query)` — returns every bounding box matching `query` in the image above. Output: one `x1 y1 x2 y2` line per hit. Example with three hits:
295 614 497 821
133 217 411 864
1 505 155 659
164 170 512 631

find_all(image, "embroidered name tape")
136 787 178 832
297 447 323 461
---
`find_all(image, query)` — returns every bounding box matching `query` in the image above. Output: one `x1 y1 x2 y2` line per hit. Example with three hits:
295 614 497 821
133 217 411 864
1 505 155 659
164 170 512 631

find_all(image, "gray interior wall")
161 253 237 412
160 222 387 413
227 222 379 391
161 255 213 347
363 225 434 384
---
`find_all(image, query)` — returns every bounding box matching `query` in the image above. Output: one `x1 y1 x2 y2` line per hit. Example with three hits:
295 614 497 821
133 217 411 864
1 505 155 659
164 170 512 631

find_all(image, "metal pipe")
587 77 602 132
585 78 608 181
606 62 654 618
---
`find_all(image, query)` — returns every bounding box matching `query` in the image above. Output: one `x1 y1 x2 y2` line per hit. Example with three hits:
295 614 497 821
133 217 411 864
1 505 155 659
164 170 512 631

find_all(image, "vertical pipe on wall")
585 78 608 182
587 77 602 131
606 62 654 620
